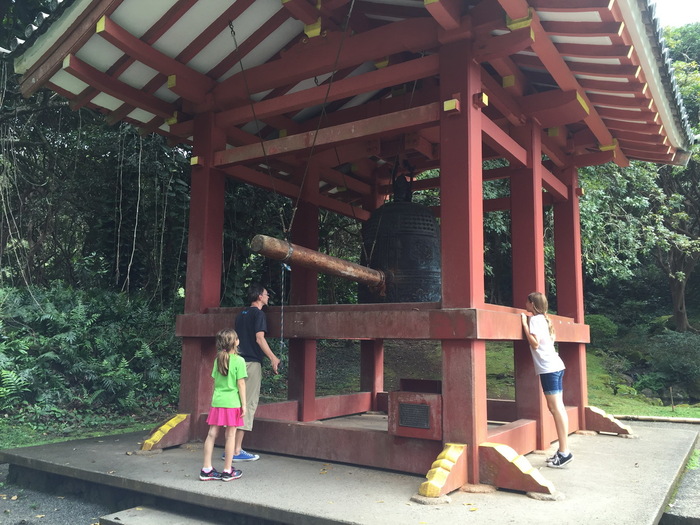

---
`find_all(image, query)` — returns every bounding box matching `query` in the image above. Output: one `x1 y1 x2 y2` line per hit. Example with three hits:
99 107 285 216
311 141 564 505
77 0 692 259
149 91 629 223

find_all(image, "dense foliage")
0 282 181 433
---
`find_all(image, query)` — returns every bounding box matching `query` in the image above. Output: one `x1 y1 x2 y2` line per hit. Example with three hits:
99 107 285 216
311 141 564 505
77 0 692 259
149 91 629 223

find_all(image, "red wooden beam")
72 0 198 111
513 53 640 80
572 150 615 167
496 0 629 167
214 103 440 167
577 78 647 95
95 16 216 103
481 72 526 126
618 141 671 154
529 0 615 8
603 120 661 133
614 129 667 145
541 20 623 37
62 54 175 119
216 55 439 129
554 43 632 60
588 93 652 109
282 0 319 25
218 165 371 221
177 305 590 342
207 7 287 81
315 165 371 195
425 0 462 31
17 0 123 98
597 107 658 124
474 26 534 63
521 89 590 128
542 166 568 201
481 116 528 166
210 17 440 111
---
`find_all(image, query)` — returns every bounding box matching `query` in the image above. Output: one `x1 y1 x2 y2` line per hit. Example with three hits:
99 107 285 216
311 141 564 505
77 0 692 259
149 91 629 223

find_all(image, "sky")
651 0 700 28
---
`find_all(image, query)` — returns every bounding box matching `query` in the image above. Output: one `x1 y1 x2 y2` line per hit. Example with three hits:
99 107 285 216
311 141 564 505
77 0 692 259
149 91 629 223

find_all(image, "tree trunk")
669 276 692 332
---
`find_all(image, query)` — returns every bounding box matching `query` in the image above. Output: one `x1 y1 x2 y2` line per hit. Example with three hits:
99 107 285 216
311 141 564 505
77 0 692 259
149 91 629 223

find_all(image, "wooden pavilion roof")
11 0 694 219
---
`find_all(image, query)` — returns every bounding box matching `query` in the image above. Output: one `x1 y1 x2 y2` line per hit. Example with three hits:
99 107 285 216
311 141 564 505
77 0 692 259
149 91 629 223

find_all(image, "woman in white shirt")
521 292 573 468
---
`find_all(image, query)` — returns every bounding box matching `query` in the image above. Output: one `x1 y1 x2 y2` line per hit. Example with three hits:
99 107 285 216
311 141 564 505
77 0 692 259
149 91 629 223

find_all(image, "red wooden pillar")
179 112 226 438
439 40 488 484
359 170 387 411
287 168 319 422
360 339 384 410
510 122 551 450
553 166 588 429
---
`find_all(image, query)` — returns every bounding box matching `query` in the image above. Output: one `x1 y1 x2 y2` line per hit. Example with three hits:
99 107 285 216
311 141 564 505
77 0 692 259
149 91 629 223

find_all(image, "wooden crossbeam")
62 54 174 119
213 103 440 167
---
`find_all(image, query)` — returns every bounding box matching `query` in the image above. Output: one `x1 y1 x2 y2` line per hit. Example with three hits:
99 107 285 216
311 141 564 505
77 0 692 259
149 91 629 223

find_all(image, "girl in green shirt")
200 329 248 481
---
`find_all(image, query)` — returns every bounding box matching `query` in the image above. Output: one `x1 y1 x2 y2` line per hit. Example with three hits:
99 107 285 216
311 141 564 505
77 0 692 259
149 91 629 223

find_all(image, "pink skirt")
206 407 244 427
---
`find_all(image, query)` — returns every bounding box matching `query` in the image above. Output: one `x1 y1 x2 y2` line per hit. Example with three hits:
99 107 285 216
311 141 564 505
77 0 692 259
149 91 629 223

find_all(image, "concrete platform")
0 419 698 525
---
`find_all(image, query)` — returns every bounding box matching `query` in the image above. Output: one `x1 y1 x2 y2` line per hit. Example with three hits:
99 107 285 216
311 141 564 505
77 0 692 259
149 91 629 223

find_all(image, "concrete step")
100 506 219 525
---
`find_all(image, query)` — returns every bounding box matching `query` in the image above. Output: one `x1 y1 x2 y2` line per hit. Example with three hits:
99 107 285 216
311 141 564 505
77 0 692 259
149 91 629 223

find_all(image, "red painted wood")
214 103 440 167
315 393 373 419
487 419 537 455
74 0 197 111
498 0 623 165
63 54 174 118
254 400 299 420
96 16 215 101
19 0 123 97
482 116 528 166
510 122 549 450
216 55 439 129
442 340 488 483
487 399 517 422
179 113 226 441
245 418 442 474
186 0 258 78
474 26 534 63
289 197 319 422
178 337 216 417
554 167 588 428
425 0 461 30
511 122 545 302
360 340 384 411
388 392 442 440
185 114 226 313
439 41 485 309
211 17 440 109
177 305 591 342
282 0 321 25
254 394 373 421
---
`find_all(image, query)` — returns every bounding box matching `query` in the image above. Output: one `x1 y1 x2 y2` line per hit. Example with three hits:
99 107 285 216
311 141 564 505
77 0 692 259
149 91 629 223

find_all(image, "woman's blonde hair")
215 328 239 376
528 292 555 340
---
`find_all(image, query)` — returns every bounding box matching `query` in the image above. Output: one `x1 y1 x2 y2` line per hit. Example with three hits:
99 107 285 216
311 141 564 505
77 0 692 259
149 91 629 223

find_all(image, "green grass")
688 450 700 470
486 341 700 419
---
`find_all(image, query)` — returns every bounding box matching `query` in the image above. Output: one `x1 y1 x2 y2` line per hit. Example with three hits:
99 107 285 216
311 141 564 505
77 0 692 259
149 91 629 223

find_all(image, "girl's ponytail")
216 350 230 376
527 292 555 341
214 328 239 376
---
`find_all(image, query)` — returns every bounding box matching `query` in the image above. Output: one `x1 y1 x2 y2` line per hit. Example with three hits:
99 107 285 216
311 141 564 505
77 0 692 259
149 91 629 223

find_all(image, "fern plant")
0 369 30 411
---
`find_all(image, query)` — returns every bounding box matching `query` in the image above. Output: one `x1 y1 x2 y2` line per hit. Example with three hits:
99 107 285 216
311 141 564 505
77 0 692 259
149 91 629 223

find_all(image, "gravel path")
0 463 111 525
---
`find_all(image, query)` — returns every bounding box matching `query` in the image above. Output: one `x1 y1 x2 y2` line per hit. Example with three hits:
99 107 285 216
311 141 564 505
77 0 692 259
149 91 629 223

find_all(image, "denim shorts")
540 369 565 395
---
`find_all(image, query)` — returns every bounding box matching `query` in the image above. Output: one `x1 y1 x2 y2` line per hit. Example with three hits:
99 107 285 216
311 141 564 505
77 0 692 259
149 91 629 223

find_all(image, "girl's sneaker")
199 468 222 481
547 452 574 468
221 469 243 481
